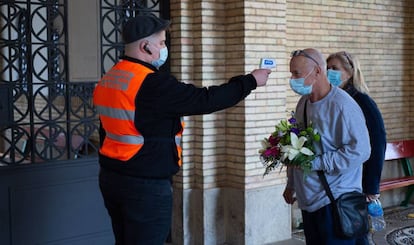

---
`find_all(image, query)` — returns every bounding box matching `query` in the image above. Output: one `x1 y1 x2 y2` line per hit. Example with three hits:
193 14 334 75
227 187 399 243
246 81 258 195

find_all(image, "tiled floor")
273 204 414 245
373 204 414 245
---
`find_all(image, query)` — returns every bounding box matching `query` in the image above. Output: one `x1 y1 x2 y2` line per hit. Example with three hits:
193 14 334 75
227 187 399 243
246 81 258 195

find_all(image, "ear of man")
314 65 322 75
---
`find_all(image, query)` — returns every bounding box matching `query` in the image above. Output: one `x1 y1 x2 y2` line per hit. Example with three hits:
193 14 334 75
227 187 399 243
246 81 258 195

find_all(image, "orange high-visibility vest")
93 60 184 165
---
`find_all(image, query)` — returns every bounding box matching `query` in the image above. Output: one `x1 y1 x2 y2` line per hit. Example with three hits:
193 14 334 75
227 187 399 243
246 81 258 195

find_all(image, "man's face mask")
151 46 168 69
289 68 315 95
327 69 342 87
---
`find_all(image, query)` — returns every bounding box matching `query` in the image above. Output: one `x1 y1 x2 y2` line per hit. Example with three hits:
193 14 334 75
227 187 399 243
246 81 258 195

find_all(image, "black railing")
0 1 99 165
0 0 168 165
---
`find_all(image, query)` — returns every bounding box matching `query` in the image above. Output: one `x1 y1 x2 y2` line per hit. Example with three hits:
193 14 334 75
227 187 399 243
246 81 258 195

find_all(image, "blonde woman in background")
327 51 387 245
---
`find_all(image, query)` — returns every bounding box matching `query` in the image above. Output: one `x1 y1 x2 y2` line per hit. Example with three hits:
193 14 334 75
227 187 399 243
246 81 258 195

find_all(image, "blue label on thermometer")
260 58 276 69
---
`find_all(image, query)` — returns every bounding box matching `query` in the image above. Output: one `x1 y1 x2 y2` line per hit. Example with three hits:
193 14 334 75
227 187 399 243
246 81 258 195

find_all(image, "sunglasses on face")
291 50 319 66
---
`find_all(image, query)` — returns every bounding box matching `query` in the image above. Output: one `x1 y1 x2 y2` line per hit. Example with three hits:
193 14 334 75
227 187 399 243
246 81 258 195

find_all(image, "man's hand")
251 69 271 87
283 188 297 204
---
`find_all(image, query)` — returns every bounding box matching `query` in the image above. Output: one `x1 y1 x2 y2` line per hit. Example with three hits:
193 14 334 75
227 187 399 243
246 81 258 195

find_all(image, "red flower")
268 135 280 146
264 146 279 157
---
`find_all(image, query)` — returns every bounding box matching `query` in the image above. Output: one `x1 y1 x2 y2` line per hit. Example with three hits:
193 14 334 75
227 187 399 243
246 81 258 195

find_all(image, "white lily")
281 132 314 161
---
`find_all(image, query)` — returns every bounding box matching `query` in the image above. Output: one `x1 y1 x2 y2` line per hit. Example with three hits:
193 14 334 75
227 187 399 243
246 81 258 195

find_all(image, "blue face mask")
289 69 314 95
327 69 342 86
151 47 168 69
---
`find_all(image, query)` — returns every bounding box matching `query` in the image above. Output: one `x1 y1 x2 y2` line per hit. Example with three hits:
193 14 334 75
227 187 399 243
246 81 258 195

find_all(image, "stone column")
170 0 291 244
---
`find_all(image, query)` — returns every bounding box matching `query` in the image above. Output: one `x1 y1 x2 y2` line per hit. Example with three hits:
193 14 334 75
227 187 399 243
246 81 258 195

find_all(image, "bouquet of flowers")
259 112 320 176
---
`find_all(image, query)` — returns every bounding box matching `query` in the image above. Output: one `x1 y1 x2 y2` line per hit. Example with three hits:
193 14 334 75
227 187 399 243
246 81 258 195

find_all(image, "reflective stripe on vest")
106 132 144 144
175 135 181 146
95 105 134 121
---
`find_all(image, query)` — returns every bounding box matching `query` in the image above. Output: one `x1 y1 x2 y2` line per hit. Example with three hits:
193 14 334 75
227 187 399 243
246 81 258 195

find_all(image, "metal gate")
0 0 170 165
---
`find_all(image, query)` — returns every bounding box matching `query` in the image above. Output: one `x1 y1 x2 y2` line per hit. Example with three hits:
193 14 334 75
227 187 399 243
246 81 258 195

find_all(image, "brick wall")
286 0 414 141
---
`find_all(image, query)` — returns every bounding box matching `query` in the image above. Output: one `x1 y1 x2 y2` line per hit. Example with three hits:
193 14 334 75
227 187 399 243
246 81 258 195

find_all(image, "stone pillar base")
172 184 291 245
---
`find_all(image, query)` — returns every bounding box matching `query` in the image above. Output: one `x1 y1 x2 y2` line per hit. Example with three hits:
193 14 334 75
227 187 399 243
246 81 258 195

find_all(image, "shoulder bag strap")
317 171 336 203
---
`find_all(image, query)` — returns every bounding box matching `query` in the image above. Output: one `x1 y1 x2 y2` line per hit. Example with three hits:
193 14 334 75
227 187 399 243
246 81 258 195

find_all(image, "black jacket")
99 56 257 178
344 84 386 195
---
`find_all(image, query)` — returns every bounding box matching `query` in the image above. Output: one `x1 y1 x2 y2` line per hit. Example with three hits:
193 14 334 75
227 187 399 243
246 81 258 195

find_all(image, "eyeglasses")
291 50 319 66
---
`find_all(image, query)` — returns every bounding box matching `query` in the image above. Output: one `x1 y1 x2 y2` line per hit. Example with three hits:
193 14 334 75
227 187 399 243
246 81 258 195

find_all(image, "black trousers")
302 203 356 245
99 169 172 245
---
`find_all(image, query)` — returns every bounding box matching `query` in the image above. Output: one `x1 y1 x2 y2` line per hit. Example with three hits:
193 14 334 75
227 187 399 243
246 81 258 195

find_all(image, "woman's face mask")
289 68 315 95
327 69 342 86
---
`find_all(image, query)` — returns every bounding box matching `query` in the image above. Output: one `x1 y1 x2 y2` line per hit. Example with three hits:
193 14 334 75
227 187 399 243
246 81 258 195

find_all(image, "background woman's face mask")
327 69 342 86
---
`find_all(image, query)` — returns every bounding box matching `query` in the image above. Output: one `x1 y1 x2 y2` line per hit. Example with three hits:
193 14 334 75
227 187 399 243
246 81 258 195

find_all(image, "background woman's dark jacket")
344 83 386 195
